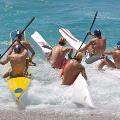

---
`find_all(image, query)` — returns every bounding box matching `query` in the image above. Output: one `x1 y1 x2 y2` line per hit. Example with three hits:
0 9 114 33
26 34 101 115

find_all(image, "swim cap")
76 52 83 62
117 40 120 45
14 45 22 53
59 37 66 45
94 29 101 37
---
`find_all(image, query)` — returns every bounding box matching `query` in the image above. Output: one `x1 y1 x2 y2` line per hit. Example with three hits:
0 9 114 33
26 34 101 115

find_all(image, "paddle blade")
42 45 52 50
85 55 101 64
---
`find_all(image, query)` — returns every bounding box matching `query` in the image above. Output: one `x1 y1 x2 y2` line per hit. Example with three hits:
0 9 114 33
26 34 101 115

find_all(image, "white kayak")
31 31 51 56
31 31 94 108
59 28 86 50
72 74 94 108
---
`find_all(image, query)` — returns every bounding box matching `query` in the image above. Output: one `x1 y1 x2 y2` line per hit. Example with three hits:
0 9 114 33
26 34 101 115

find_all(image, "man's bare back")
0 45 28 78
48 45 70 69
89 37 106 56
48 37 72 69
78 29 106 57
9 49 28 76
61 52 87 85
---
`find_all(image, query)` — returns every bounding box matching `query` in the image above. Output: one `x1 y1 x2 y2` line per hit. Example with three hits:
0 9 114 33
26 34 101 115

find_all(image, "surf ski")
31 31 94 108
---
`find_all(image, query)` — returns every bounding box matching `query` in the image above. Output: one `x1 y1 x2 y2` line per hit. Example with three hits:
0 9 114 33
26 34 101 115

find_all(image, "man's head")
59 37 66 46
117 40 120 50
14 44 22 53
15 30 22 40
94 29 101 38
75 52 83 63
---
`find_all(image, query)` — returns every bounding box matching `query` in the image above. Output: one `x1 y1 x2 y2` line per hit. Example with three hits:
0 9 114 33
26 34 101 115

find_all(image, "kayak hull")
6 77 30 101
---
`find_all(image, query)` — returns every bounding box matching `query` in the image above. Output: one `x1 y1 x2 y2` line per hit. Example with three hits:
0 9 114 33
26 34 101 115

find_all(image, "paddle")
42 44 52 50
73 11 98 58
0 17 35 60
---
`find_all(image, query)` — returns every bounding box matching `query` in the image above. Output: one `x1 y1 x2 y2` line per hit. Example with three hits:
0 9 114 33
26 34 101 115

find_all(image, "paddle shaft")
74 11 98 57
0 17 35 59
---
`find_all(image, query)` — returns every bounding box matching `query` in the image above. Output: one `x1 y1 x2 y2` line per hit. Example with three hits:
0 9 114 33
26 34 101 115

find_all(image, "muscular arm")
77 40 95 52
7 41 18 55
7 46 14 55
0 56 10 65
22 41 35 60
103 50 113 55
19 49 28 58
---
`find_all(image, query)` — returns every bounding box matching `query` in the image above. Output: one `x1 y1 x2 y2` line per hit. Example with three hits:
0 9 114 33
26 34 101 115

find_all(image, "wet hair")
94 29 101 38
59 37 66 46
14 44 22 53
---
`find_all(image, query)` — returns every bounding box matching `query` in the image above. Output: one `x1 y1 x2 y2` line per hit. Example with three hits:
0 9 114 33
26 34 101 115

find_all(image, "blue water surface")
0 0 120 55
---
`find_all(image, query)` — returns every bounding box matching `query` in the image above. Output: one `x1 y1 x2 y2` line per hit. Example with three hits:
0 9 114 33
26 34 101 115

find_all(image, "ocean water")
0 0 120 113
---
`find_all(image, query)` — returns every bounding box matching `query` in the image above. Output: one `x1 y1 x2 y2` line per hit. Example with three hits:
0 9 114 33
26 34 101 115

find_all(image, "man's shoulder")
101 36 106 41
52 45 59 49
21 41 31 48
114 49 120 53
21 41 29 44
89 38 96 43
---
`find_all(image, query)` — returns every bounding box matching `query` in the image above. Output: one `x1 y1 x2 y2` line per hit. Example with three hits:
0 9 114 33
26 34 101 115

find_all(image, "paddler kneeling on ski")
8 31 35 62
0 44 29 78
77 29 106 64
8 31 35 74
61 52 87 85
47 37 73 69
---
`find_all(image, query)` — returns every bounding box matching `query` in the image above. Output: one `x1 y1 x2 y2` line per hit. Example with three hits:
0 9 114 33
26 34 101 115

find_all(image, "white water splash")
0 58 120 113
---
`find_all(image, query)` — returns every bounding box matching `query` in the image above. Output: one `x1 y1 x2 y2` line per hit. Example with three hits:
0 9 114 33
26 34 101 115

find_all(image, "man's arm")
77 40 95 53
103 50 113 55
7 41 18 55
22 41 35 60
87 31 94 37
0 56 10 65
19 49 28 58
7 46 14 55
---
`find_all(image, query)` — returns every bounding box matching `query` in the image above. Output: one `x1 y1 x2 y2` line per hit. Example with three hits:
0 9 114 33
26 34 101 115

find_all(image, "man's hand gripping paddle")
68 11 98 60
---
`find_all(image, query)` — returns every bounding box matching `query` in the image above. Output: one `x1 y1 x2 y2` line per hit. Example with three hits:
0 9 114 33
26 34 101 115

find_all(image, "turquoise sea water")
0 0 120 53
0 0 120 112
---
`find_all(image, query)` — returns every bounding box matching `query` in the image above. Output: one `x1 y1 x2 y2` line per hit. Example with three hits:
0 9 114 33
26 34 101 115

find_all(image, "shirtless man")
0 44 28 78
47 37 72 69
98 40 120 70
77 29 106 57
61 52 87 85
8 31 35 61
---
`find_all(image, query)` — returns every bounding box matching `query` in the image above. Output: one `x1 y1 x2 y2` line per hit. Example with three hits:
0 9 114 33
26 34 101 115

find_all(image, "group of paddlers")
0 28 120 85
47 29 120 85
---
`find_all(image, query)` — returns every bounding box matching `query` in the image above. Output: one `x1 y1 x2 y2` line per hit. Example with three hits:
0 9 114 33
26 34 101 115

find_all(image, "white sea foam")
0 58 120 112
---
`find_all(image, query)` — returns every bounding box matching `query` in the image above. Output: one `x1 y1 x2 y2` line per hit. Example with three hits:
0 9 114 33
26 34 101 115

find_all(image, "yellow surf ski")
6 77 30 102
